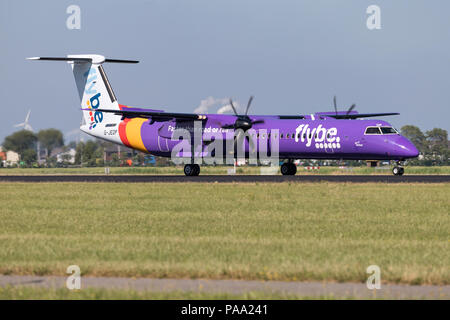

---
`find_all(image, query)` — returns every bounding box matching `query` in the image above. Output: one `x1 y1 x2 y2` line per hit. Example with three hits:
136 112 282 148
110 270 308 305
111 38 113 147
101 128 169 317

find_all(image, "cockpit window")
380 127 398 134
365 127 382 135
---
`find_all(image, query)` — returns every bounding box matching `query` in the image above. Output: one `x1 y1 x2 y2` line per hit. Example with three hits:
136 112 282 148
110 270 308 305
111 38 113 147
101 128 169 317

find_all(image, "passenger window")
365 127 382 135
286 133 290 139
280 133 283 139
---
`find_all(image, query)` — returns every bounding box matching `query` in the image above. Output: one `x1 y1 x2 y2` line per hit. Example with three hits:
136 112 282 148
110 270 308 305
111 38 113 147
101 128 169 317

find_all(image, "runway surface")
0 275 448 299
0 175 449 183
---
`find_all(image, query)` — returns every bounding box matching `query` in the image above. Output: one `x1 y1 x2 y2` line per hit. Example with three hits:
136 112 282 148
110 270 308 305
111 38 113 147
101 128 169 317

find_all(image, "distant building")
56 148 76 164
50 147 64 159
103 144 136 162
0 147 5 167
3 149 20 166
7 151 20 165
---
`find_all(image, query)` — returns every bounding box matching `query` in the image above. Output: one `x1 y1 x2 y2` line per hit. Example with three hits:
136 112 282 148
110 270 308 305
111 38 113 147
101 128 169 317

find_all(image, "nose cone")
394 137 419 159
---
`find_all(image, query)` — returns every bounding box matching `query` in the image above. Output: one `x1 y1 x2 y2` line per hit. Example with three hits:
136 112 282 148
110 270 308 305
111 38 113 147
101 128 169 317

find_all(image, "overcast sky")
1 0 449 142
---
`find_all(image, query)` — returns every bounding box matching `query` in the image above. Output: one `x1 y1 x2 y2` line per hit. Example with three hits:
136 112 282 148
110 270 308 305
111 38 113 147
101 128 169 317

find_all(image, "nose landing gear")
184 164 200 176
392 166 404 176
392 161 404 176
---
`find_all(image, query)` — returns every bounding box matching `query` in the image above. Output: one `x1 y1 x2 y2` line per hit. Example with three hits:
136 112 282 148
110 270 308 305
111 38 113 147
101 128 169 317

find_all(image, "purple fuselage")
134 113 418 161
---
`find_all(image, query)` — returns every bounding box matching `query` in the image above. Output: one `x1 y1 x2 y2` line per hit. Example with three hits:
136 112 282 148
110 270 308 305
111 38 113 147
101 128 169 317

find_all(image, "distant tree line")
73 140 167 167
400 125 449 165
1 129 161 167
1 125 449 167
2 129 64 166
73 140 150 167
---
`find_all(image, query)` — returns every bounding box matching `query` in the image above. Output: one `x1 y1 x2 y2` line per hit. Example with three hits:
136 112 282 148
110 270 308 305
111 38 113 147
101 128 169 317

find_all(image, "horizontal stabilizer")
27 55 139 64
27 57 92 62
104 58 140 64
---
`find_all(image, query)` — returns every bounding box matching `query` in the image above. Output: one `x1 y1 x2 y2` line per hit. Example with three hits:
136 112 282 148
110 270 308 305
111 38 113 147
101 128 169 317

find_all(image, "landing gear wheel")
184 164 200 176
184 164 193 176
392 166 404 176
281 163 290 175
192 164 200 176
289 163 297 175
281 163 297 175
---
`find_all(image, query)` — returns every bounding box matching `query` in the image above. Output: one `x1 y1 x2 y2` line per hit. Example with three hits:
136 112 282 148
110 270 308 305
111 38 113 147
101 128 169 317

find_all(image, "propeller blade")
229 99 238 116
244 96 254 116
346 104 356 116
246 135 256 153
333 96 337 115
234 129 245 155
251 119 265 125
25 110 31 122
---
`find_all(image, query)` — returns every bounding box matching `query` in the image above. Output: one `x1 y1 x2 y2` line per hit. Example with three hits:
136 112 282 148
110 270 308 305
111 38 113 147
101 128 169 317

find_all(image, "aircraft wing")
326 112 400 119
91 108 207 121
277 115 306 119
89 108 306 122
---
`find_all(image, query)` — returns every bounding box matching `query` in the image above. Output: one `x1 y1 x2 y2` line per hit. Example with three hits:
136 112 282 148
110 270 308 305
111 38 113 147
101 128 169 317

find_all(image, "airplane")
27 54 419 176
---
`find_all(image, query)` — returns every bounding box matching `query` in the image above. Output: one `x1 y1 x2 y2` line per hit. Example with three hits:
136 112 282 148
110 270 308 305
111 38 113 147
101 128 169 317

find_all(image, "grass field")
0 182 448 286
0 166 449 175
0 286 339 300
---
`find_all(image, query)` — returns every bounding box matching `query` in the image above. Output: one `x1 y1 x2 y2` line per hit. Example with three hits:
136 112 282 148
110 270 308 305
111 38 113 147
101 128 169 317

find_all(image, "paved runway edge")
0 275 448 299
0 175 449 183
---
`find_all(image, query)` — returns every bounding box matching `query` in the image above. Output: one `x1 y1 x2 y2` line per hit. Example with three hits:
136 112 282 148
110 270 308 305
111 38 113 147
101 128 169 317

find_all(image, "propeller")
221 96 264 154
346 104 356 116
333 95 338 116
332 96 356 118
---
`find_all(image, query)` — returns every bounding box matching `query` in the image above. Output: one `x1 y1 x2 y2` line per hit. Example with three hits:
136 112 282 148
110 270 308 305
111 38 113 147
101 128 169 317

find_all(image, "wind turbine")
14 109 33 131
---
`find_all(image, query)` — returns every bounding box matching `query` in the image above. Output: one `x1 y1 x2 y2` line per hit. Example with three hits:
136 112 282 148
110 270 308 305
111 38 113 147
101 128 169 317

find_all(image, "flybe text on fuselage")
84 68 103 129
295 124 341 149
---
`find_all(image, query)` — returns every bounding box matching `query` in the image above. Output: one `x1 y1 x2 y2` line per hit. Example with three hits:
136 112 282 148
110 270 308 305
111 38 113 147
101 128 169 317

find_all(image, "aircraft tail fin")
27 54 138 130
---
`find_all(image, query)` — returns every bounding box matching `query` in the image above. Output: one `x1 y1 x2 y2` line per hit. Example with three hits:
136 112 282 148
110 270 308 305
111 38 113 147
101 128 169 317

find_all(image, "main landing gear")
392 161 404 176
184 164 200 176
392 166 404 176
281 162 297 175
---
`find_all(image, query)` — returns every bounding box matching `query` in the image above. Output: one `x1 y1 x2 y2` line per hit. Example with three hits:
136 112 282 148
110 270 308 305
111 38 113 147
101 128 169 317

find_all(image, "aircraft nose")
396 137 419 158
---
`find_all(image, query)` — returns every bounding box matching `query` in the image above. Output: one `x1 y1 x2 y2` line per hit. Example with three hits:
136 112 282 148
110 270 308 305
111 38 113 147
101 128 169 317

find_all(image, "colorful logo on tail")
84 68 103 129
